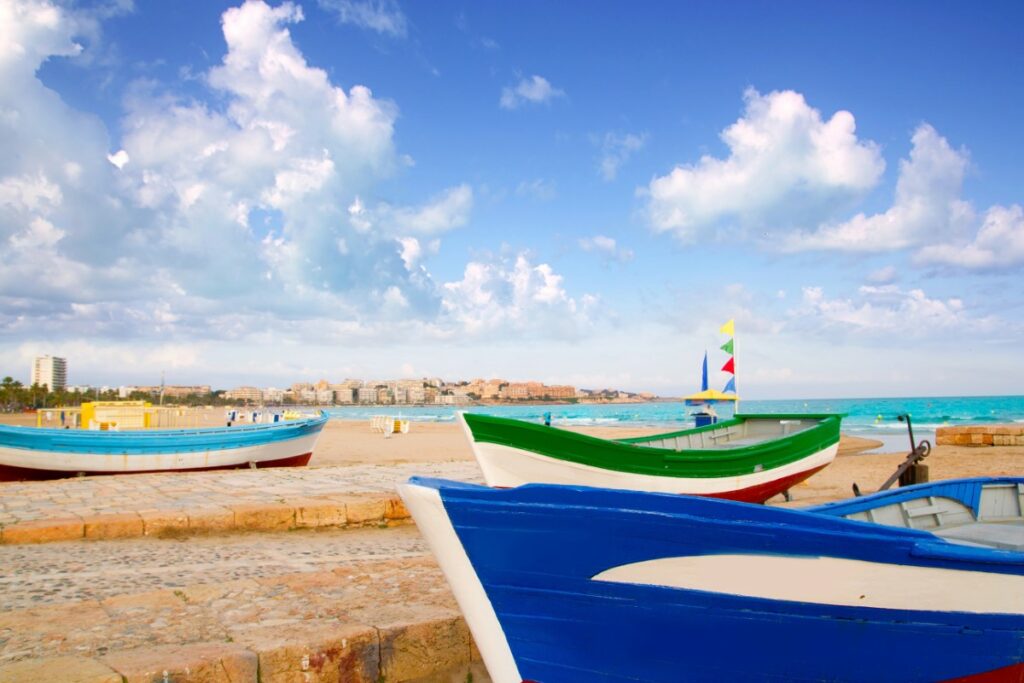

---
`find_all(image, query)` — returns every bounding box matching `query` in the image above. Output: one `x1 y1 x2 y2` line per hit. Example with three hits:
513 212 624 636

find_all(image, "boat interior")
836 481 1024 552
626 418 818 451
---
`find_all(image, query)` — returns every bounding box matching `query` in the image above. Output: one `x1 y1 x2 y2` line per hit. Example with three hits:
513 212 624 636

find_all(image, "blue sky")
2 0 1023 398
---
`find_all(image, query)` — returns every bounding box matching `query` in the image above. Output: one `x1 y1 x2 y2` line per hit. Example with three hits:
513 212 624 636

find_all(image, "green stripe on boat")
461 413 842 479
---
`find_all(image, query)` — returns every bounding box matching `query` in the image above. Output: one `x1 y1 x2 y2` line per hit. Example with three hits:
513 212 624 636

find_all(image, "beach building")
330 385 355 403
544 385 577 399
502 383 530 400
263 387 285 403
225 386 263 403
31 355 67 391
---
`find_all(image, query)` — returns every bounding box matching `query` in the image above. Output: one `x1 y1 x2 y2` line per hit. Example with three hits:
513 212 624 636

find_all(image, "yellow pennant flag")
720 319 735 336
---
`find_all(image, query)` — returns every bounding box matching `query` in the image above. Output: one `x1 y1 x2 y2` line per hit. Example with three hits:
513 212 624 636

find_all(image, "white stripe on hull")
593 554 1024 614
465 436 837 495
0 431 320 473
398 482 521 683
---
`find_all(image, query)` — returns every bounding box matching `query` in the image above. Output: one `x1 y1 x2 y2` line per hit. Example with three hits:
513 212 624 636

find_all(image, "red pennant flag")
721 357 735 374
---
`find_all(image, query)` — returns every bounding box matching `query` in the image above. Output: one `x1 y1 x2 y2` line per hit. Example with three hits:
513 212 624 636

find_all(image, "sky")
1 0 1023 398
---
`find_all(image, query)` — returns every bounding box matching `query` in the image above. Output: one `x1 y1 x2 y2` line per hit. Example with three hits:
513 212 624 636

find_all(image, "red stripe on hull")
702 464 830 504
943 663 1024 682
0 452 312 483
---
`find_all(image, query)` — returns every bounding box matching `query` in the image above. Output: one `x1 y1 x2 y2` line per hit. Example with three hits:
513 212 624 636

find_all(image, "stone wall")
935 424 1024 447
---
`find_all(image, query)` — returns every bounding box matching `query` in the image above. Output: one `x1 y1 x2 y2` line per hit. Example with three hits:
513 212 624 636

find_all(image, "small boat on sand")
0 411 328 481
400 476 1024 683
458 411 841 502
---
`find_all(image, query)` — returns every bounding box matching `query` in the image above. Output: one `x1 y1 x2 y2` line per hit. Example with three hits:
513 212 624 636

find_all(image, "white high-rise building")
31 355 67 391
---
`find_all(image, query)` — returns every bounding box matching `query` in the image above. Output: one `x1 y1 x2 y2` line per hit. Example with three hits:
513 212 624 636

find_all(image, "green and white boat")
457 412 843 503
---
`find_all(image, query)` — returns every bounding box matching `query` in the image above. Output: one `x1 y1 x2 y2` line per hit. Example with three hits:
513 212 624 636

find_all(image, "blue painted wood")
0 412 327 455
415 477 1024 682
809 477 1011 518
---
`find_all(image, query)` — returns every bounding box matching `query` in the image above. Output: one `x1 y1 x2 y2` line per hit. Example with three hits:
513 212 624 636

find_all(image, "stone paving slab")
0 526 491 682
0 462 483 545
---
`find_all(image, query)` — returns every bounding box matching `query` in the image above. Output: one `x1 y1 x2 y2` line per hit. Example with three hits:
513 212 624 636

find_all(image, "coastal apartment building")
225 386 263 403
31 355 67 391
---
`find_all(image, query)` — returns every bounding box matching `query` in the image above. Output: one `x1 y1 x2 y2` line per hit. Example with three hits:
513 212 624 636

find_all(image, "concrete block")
0 517 84 544
384 497 410 521
188 507 236 533
230 503 295 531
0 656 122 683
379 615 472 682
229 621 379 683
102 642 258 683
139 509 190 536
336 495 386 526
84 513 145 540
291 498 346 529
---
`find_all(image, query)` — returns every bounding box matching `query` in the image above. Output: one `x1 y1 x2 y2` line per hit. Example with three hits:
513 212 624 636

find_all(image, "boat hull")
459 412 841 502
466 437 836 501
400 478 1024 683
0 414 326 481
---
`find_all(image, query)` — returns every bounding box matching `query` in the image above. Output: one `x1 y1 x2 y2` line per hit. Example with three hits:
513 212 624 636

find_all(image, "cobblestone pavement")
0 525 427 611
0 525 490 682
0 461 482 526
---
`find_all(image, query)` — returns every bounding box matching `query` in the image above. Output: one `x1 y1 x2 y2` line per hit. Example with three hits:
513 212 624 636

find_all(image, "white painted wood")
397 482 520 683
593 554 1024 614
466 435 837 495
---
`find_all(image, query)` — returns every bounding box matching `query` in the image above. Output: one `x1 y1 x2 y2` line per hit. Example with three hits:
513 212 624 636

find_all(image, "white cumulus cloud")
499 75 565 109
784 124 971 252
916 204 1024 269
441 253 597 338
643 88 884 242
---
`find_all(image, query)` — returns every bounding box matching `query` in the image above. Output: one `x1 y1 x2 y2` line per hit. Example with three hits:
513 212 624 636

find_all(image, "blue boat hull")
402 478 1024 683
0 413 328 480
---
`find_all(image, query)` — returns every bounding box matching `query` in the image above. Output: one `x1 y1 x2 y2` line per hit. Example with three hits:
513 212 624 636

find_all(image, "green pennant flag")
720 338 734 355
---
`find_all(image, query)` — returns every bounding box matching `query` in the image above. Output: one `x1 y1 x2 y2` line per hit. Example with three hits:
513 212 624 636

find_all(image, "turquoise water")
326 395 1024 451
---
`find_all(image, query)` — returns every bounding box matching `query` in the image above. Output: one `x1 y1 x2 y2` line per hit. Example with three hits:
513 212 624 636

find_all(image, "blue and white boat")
400 476 1024 682
0 412 328 481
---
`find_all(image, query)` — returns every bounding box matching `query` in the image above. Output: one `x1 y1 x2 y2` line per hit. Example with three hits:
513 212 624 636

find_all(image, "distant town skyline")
2 1 1022 399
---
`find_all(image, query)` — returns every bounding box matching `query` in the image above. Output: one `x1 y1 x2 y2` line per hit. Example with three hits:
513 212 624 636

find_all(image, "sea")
325 395 1024 453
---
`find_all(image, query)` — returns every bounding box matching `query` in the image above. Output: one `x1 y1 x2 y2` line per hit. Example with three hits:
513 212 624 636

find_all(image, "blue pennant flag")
723 377 736 394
